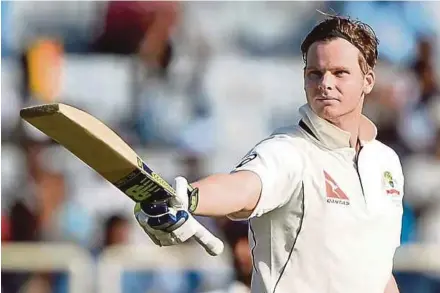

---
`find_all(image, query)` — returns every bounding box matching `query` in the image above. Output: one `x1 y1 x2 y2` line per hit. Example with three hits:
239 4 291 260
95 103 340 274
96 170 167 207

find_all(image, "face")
304 38 375 122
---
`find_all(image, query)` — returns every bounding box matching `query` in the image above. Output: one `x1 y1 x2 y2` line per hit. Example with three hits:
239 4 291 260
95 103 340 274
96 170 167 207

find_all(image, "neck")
326 106 363 151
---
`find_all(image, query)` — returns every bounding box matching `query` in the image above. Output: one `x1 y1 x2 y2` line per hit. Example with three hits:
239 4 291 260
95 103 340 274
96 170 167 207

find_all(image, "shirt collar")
299 104 377 150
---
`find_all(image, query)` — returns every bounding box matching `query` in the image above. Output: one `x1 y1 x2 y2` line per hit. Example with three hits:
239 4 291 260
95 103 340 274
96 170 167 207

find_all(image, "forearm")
191 171 261 217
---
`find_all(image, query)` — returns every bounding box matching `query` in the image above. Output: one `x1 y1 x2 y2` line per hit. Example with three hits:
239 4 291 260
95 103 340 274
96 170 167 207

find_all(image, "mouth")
316 96 339 101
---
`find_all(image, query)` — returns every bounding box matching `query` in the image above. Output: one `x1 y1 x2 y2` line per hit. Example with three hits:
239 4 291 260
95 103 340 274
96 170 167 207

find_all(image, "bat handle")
192 221 225 256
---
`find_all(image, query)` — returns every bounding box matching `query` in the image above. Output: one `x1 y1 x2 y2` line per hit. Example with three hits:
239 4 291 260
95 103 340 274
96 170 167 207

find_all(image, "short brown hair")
301 13 379 74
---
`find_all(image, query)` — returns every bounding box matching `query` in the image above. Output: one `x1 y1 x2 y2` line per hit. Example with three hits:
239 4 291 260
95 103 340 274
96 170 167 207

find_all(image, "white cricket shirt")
230 104 404 293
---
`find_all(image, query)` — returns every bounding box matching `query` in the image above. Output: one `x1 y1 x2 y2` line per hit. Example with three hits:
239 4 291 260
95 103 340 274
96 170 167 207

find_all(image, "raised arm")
191 171 262 218
133 134 302 252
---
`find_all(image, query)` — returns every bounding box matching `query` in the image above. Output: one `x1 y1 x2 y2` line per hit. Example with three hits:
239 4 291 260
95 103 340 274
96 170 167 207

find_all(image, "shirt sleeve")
392 151 405 248
228 134 304 220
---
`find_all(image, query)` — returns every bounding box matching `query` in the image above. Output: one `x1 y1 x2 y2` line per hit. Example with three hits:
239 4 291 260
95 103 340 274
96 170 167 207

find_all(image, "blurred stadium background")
1 1 440 293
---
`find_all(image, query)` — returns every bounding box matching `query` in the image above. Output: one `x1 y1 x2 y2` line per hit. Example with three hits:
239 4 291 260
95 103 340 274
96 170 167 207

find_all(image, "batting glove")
134 176 200 246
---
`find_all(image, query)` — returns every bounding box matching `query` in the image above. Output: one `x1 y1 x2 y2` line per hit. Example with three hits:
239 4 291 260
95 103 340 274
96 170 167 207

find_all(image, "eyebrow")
305 66 350 71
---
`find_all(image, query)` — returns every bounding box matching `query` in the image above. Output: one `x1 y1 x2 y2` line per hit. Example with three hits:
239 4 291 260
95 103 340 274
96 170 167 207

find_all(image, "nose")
319 72 335 91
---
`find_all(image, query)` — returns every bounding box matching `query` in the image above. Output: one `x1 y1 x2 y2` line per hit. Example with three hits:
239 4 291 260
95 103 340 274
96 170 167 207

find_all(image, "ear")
303 66 307 90
363 70 375 95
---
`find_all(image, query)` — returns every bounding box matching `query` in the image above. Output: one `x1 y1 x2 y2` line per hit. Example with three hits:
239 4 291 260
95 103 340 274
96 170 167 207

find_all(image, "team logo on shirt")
383 171 400 196
235 152 257 169
324 171 350 205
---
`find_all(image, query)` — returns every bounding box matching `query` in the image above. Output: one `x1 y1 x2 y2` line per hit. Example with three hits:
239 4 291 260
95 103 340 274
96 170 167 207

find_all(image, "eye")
334 70 349 77
307 70 322 79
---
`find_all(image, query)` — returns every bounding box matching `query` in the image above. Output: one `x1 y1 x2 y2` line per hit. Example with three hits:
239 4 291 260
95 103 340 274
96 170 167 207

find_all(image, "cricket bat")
20 103 224 256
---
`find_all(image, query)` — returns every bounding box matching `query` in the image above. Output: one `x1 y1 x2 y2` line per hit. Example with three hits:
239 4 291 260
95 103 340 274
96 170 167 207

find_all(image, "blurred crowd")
2 1 440 293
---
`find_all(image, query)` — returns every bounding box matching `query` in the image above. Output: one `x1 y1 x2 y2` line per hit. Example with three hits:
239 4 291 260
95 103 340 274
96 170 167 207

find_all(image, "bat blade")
20 103 224 255
21 103 137 182
20 103 174 201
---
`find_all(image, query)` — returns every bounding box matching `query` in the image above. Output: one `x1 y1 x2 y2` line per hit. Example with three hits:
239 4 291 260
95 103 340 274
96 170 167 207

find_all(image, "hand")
134 176 199 246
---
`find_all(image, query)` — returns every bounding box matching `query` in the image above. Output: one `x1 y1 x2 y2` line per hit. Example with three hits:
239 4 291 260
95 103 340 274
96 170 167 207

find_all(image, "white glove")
134 176 198 246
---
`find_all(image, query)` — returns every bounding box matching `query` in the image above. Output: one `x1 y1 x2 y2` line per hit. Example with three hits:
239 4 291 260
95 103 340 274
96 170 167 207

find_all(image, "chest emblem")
324 171 350 205
383 171 400 196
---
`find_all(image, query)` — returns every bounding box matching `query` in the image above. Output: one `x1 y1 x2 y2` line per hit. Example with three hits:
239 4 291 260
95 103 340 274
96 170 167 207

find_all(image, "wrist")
188 187 199 213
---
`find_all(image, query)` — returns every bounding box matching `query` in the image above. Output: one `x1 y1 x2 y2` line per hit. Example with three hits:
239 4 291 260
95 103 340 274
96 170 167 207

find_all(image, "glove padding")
134 176 197 246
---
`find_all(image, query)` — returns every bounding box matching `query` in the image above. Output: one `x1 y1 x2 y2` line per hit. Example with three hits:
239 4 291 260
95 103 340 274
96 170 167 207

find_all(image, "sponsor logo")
151 172 173 191
235 152 257 169
115 170 140 187
324 171 350 205
383 171 400 196
125 177 162 201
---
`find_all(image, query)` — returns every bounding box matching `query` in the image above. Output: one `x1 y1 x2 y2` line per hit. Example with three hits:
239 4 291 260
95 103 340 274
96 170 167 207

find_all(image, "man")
134 14 403 293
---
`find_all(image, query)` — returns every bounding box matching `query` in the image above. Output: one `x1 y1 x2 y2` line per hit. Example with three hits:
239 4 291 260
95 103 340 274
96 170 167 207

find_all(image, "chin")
312 103 344 121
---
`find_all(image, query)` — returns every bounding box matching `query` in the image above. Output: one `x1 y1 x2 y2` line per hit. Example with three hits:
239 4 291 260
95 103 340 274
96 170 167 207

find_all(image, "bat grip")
139 202 224 256
192 221 225 256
